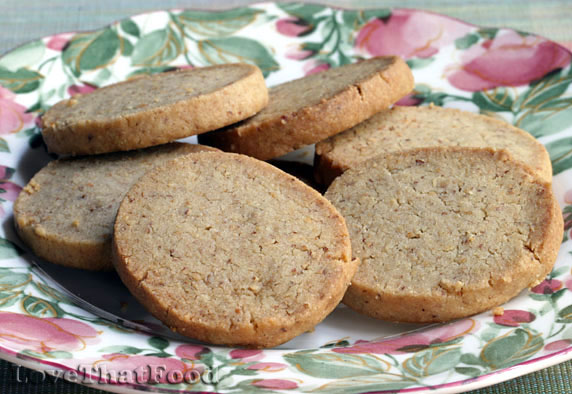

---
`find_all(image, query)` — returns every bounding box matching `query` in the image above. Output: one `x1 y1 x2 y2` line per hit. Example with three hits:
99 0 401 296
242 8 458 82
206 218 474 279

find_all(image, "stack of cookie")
314 105 562 323
14 57 562 348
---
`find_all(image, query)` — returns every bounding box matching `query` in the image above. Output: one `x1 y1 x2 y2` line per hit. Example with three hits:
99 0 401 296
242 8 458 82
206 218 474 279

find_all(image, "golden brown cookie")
112 152 358 347
315 105 552 185
199 56 414 160
42 64 268 155
14 143 216 270
324 147 562 323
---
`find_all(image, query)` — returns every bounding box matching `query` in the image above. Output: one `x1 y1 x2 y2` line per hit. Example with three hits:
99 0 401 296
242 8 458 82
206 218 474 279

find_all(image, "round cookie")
315 105 552 185
199 56 414 160
324 147 562 323
14 143 216 271
42 64 268 155
112 152 358 347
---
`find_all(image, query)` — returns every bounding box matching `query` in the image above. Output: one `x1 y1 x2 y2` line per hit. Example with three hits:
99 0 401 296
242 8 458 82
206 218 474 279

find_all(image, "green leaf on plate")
0 66 43 93
516 106 572 138
362 9 392 21
480 328 543 369
22 295 64 318
0 238 22 259
0 40 45 71
145 351 171 358
551 266 570 278
302 41 323 53
300 375 414 394
406 57 435 69
472 89 513 112
277 3 327 21
477 28 499 40
131 28 184 67
479 325 502 342
120 19 140 37
558 304 572 323
545 136 572 175
342 9 391 27
197 37 279 77
552 288 567 302
0 291 21 307
402 346 462 377
20 349 47 359
148 336 169 350
92 68 113 87
0 138 9 153
460 353 485 366
524 77 572 110
62 28 120 73
121 37 134 57
175 8 263 37
99 345 142 354
455 366 482 377
46 351 73 359
32 281 71 303
455 33 479 49
127 66 178 78
283 351 390 379
529 293 550 302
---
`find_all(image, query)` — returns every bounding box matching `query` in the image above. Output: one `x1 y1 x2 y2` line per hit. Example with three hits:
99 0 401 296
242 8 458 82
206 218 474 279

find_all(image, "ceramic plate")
1 3 572 393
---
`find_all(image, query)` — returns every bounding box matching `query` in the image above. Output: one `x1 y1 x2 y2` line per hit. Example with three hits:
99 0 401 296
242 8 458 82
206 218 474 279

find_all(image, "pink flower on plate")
174 344 208 360
276 17 312 37
67 83 97 97
334 318 477 355
46 33 74 51
566 189 572 205
303 59 330 75
493 309 536 327
395 92 423 106
531 278 563 294
0 170 21 217
252 378 298 390
0 166 12 180
285 46 314 60
247 362 287 372
545 339 572 351
229 349 264 362
0 181 22 202
447 30 571 91
0 312 99 354
355 9 474 59
92 353 196 384
0 86 35 135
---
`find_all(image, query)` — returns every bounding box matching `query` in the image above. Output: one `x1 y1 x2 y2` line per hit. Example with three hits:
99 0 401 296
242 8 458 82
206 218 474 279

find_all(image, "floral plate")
1 3 572 393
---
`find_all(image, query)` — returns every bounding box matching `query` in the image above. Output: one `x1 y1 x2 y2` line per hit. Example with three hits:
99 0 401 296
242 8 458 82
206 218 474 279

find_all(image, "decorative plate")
1 3 572 393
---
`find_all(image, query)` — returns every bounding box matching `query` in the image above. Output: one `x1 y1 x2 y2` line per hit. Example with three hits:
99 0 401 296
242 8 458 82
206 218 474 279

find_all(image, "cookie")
112 152 358 347
324 147 562 323
14 143 216 270
315 105 552 185
199 56 414 160
42 64 268 155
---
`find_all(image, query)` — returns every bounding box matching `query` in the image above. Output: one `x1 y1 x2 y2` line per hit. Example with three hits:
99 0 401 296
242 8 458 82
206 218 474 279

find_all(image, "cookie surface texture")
42 64 268 155
14 143 215 270
324 147 562 323
113 151 358 347
315 105 552 185
199 56 414 160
